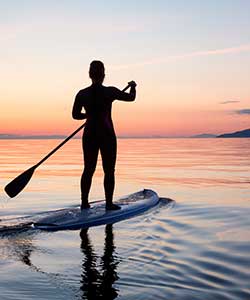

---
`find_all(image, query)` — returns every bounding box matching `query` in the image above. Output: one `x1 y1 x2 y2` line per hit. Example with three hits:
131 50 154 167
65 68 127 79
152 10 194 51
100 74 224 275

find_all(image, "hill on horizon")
217 128 250 138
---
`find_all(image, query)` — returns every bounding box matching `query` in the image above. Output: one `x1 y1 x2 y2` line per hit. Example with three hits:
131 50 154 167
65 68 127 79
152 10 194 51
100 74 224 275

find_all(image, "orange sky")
1 1 250 137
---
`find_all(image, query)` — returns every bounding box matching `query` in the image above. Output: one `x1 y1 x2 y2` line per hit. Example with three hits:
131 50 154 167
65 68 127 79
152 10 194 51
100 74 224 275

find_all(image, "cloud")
110 44 250 70
235 109 250 115
220 100 240 104
0 17 142 42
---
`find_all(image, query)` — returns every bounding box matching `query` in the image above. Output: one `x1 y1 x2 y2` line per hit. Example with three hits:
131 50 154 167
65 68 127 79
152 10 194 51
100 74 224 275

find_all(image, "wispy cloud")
220 100 240 105
110 44 250 69
235 109 250 115
0 17 142 42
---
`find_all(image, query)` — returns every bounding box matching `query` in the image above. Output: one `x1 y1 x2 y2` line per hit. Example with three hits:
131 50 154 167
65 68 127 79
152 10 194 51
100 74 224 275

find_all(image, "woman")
72 61 136 210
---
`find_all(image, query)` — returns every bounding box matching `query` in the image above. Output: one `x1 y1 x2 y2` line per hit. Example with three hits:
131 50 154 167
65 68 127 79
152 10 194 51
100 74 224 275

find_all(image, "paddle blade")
4 166 36 198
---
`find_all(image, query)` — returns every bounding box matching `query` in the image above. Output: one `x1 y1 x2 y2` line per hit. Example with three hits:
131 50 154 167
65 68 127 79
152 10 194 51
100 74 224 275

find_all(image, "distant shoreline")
0 128 249 139
0 135 203 139
0 136 250 140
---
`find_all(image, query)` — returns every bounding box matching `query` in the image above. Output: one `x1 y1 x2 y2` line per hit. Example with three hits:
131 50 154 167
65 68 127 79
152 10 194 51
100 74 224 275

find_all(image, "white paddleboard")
33 189 159 231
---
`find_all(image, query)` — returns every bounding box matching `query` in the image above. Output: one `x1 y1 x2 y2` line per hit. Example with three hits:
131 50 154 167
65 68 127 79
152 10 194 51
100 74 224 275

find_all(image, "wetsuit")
73 83 135 206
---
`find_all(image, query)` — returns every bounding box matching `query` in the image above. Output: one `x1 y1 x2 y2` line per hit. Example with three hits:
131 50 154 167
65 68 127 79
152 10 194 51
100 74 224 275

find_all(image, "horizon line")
1 128 249 139
0 133 218 139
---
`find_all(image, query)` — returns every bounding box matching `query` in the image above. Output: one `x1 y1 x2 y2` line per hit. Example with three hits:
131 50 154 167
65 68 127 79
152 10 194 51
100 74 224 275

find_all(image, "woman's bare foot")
106 203 121 210
80 202 90 210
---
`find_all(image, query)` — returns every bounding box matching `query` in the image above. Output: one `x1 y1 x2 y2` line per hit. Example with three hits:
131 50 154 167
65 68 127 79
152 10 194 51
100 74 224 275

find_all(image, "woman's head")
89 60 105 83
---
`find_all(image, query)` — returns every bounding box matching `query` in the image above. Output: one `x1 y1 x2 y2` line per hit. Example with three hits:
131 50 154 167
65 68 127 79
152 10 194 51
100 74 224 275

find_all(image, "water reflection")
80 224 119 300
0 224 119 299
0 231 42 274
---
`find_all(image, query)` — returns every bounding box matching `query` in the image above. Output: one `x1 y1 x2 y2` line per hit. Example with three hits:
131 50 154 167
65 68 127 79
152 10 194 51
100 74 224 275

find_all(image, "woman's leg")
81 135 99 209
100 136 120 210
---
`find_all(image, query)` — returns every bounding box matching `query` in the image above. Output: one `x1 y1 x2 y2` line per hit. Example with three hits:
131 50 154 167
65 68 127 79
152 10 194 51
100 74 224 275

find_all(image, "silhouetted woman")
72 61 136 210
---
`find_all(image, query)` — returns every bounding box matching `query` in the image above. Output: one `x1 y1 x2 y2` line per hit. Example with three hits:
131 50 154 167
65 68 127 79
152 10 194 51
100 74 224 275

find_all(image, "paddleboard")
33 189 159 231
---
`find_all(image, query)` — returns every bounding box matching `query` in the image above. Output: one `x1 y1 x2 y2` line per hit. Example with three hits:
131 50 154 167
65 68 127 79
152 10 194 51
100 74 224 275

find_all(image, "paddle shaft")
35 84 130 168
36 123 85 167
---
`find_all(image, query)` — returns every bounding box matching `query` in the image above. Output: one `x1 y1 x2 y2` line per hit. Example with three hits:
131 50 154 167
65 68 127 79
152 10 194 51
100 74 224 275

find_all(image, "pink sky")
1 2 250 137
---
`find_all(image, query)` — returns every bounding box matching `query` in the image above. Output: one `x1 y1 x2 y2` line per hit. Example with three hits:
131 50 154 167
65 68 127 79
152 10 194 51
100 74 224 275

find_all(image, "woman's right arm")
112 81 137 102
72 91 87 120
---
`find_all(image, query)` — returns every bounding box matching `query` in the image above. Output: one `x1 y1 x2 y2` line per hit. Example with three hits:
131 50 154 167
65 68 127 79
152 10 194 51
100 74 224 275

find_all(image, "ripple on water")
0 197 250 300
116 200 250 300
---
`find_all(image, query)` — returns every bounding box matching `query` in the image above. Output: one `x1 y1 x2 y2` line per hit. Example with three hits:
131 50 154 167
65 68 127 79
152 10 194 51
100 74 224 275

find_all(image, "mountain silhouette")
217 128 250 138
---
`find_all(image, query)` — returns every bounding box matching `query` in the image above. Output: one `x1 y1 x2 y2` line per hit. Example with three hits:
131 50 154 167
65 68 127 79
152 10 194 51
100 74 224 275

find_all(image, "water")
0 138 250 299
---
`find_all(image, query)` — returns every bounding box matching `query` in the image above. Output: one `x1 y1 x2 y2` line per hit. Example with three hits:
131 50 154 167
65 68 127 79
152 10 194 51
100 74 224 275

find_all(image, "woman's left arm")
72 92 87 120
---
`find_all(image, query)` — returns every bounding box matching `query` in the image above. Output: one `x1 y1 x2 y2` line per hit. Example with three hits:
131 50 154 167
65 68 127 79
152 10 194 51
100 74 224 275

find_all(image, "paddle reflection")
80 224 119 300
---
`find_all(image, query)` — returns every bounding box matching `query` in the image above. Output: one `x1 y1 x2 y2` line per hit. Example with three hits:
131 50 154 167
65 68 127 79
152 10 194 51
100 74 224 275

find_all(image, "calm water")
0 138 250 300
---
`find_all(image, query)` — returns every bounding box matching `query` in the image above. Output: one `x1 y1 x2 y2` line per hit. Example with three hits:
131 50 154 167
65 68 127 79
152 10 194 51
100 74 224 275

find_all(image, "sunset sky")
1 0 250 137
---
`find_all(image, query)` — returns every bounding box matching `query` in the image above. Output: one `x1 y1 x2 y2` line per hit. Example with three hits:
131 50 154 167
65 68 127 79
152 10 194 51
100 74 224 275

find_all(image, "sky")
1 0 250 137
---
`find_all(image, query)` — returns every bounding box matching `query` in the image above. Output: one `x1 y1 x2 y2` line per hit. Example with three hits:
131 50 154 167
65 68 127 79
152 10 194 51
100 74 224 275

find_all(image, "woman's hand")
128 80 137 88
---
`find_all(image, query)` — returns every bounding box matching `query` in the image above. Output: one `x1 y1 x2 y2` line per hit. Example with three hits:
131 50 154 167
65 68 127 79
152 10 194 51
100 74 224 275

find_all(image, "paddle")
5 84 130 198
